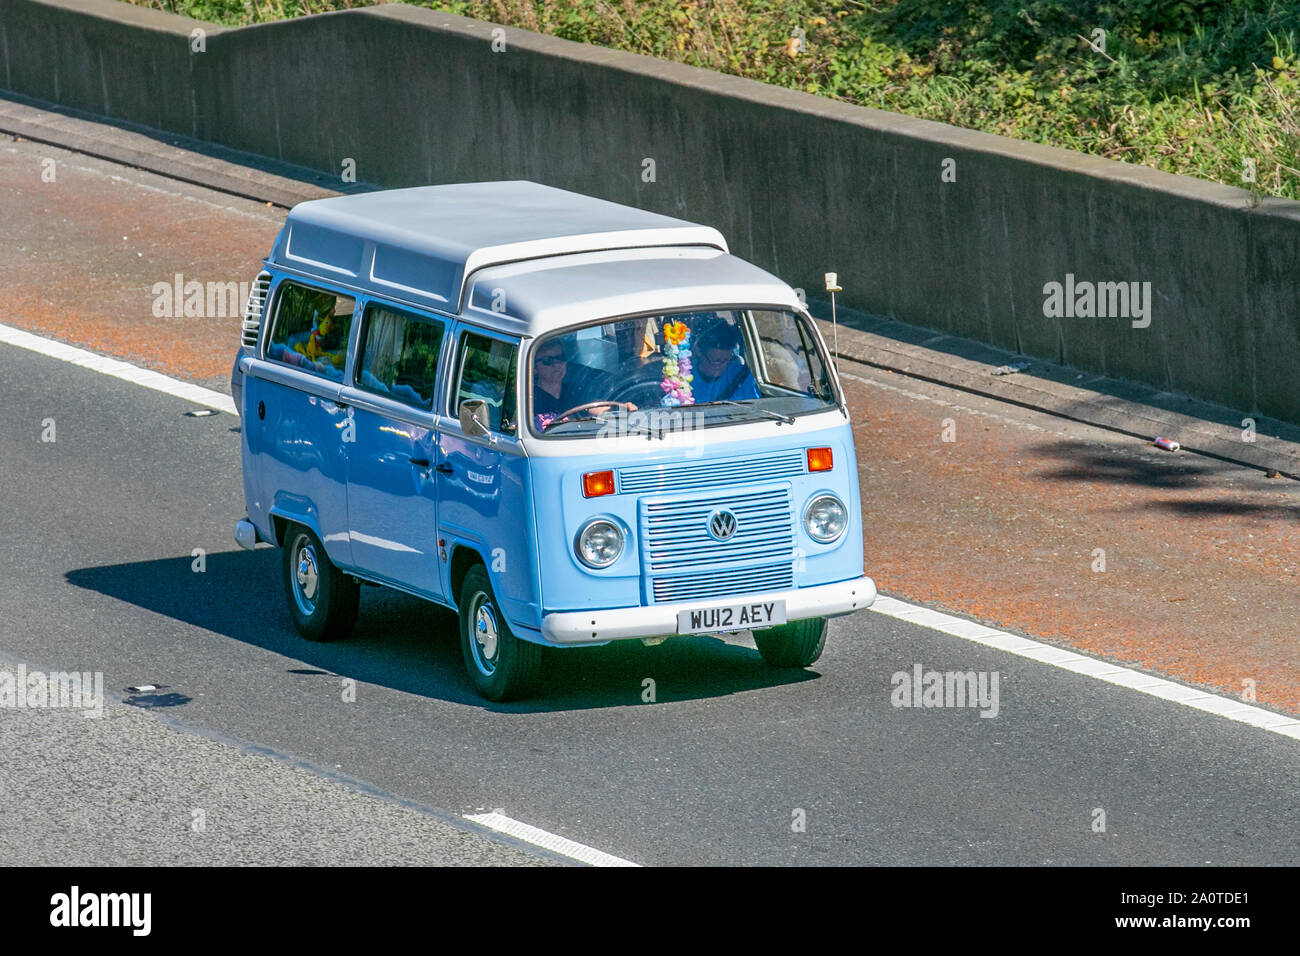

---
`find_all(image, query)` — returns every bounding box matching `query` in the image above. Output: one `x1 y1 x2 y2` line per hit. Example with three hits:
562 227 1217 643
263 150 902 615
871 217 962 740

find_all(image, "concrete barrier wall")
3 0 1298 421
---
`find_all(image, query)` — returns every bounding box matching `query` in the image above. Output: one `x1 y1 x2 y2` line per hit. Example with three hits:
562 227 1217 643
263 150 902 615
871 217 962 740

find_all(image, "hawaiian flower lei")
660 320 694 406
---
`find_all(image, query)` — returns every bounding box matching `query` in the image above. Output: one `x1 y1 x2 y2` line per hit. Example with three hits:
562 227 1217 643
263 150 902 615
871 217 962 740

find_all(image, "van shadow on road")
66 551 814 713
1026 439 1300 519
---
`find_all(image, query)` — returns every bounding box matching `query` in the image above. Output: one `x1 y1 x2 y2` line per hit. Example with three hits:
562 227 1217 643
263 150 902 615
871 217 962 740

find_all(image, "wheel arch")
449 543 486 606
268 506 323 551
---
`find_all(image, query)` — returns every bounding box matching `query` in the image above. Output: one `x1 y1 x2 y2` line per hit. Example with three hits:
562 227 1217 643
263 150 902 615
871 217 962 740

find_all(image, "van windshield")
529 308 838 437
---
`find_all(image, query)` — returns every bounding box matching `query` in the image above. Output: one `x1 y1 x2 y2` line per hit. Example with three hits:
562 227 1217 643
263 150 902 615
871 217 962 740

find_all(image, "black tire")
282 523 359 642
458 564 543 701
753 616 828 668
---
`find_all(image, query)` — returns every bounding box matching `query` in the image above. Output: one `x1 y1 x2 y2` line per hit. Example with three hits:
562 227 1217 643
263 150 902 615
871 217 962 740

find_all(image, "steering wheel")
607 378 667 409
545 401 635 429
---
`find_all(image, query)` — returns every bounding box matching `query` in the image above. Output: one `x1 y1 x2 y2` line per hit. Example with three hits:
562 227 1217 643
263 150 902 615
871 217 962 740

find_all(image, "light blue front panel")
529 421 863 615
530 452 641 613
341 393 443 599
242 363 352 567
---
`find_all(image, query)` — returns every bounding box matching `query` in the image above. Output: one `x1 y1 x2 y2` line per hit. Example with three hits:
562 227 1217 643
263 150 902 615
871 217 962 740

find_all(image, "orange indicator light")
807 447 834 472
583 470 616 497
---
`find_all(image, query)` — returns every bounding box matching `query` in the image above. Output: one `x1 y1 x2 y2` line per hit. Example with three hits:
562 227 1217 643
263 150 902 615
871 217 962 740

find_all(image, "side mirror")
459 399 491 437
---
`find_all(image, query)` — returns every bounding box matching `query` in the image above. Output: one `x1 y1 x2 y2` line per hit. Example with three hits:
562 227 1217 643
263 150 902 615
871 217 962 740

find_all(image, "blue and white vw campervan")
232 182 876 700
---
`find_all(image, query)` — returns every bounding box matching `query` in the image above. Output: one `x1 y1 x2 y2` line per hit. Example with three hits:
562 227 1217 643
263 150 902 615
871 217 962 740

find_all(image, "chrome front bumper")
540 575 876 645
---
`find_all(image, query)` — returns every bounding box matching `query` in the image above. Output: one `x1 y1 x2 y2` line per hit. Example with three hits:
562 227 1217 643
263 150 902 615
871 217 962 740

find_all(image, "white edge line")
465 812 641 867
869 598 1300 741
0 322 237 415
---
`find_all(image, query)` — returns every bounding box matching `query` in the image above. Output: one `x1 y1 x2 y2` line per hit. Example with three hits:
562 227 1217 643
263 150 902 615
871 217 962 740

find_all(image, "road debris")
992 362 1031 376
1153 437 1181 451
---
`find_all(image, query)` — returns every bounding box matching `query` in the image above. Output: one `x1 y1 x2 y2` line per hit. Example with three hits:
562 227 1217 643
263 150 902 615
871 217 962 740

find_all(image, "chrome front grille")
619 449 804 494
652 563 794 604
639 485 795 603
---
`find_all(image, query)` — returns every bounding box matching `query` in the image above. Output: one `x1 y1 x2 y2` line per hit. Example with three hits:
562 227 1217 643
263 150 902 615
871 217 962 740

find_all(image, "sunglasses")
537 353 566 365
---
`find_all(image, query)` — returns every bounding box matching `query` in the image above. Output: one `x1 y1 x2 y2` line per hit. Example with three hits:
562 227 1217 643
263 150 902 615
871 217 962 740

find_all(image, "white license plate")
677 600 786 634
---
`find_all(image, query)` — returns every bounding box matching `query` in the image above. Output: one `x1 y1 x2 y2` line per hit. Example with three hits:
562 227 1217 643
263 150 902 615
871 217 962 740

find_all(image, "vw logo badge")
707 509 738 541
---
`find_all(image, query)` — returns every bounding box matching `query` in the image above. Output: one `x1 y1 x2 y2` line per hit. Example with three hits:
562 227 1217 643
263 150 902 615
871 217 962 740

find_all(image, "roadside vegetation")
137 0 1299 199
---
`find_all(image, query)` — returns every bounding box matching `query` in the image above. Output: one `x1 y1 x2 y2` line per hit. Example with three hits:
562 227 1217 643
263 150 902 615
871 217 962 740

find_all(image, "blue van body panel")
344 405 443 599
437 436 540 632
240 283 354 569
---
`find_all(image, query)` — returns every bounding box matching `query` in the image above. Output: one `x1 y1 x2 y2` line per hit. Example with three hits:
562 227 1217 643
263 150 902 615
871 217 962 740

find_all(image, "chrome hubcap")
292 536 320 615
470 593 499 674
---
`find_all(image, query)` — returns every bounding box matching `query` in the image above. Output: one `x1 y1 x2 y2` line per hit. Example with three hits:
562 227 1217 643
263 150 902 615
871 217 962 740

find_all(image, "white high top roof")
268 181 800 336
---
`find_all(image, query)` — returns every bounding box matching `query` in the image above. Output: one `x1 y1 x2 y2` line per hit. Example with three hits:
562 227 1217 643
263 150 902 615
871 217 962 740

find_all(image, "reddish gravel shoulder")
0 139 282 390
845 369 1299 715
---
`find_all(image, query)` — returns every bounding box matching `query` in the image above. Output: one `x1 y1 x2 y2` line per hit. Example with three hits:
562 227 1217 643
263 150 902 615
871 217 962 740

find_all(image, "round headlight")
804 494 847 543
576 519 624 568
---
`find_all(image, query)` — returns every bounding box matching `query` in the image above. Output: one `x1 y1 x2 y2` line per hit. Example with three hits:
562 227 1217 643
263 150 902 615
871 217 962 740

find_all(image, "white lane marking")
839 368 1059 435
465 812 641 867
869 595 1300 741
0 322 237 415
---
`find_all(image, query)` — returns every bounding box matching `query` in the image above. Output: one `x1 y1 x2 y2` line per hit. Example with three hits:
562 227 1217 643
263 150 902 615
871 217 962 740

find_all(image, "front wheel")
282 524 359 642
753 617 828 668
459 564 543 701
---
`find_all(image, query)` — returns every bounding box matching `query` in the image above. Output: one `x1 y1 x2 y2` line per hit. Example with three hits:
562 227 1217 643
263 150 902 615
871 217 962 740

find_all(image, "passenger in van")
615 317 660 368
609 317 664 404
691 322 760 404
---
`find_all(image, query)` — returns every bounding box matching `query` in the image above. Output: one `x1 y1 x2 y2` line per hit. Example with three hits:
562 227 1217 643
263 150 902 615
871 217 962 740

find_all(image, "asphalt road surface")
2 341 1296 865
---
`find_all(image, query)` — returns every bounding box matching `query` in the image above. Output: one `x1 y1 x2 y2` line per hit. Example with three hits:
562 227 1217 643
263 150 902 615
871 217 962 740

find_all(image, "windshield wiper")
542 408 659 438
692 400 795 425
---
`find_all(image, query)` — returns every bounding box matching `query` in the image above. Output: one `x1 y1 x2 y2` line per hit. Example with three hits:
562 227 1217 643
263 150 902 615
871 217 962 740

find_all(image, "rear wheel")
282 524 359 642
459 564 543 701
754 616 827 667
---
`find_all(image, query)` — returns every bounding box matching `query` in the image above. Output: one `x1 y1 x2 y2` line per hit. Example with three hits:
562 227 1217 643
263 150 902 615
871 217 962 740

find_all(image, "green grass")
135 0 1300 199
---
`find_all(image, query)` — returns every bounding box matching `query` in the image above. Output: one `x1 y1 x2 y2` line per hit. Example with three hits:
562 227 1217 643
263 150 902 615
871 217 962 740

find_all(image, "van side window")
454 332 518 435
356 305 444 410
265 283 354 382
